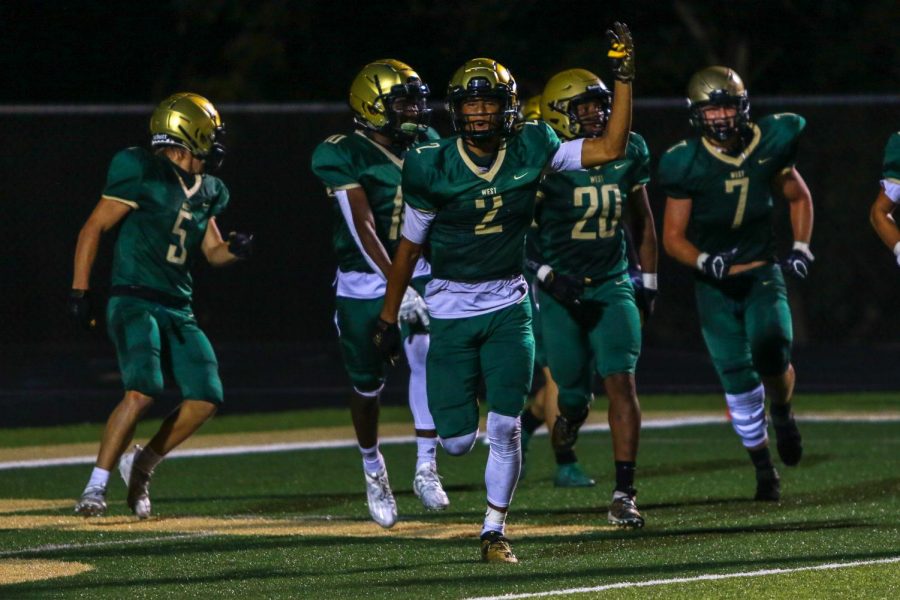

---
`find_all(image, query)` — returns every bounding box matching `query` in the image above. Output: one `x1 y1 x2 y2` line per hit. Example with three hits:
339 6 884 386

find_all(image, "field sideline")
0 392 898 598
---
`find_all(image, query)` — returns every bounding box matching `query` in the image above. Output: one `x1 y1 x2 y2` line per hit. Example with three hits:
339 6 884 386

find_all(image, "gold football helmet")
542 68 612 140
519 94 542 121
446 58 519 139
348 59 431 139
686 66 750 142
150 92 225 169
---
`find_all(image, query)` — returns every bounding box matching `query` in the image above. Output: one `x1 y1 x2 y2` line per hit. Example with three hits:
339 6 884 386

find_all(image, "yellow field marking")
0 559 93 585
0 499 73 514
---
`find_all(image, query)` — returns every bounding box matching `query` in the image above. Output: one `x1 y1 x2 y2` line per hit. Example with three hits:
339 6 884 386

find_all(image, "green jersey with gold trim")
658 113 805 263
882 131 900 182
103 147 230 301
311 129 440 274
537 132 650 280
402 121 561 281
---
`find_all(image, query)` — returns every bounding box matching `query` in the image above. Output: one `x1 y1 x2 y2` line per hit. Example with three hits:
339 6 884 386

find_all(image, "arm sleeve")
881 179 900 204
881 132 900 181
101 149 144 209
310 139 360 193
210 179 230 217
549 138 585 172
657 149 691 199
401 205 435 244
335 189 385 278
774 113 806 169
401 151 438 212
630 134 651 189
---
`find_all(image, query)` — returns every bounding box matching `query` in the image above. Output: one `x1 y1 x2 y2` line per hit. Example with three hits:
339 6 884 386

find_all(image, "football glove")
698 249 738 280
398 287 430 327
629 269 657 320
227 231 254 259
781 243 814 280
66 289 96 330
373 318 402 366
536 265 583 307
607 22 635 83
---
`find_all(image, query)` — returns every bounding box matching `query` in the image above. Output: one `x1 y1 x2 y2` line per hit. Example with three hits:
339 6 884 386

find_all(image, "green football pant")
528 282 548 369
539 273 641 413
426 300 534 439
106 296 223 404
695 264 793 395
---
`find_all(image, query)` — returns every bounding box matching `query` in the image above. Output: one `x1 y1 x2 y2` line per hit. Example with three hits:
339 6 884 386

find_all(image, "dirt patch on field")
0 514 616 540
0 559 93 585
0 499 73 514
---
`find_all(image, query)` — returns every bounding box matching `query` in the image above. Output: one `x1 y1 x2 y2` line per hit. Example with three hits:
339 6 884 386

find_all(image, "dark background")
1 0 898 423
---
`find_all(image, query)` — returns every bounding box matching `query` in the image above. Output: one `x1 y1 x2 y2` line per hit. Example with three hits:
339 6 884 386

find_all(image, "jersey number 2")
166 207 193 265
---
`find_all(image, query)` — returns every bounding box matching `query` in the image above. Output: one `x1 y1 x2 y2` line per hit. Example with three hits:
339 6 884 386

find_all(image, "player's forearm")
582 81 631 167
379 238 421 324
637 221 658 274
870 200 900 250
357 224 392 279
72 223 102 289
206 243 239 267
662 232 701 271
787 194 813 244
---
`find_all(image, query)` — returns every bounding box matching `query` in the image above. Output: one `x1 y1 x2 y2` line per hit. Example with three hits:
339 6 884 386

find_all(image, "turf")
0 394 898 598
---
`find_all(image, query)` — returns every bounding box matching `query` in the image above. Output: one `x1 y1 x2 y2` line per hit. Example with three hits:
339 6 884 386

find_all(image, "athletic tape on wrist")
696 253 710 271
642 273 658 290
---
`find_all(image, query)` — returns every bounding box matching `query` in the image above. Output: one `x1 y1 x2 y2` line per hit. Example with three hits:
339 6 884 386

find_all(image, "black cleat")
773 416 803 467
551 410 588 452
754 467 781 502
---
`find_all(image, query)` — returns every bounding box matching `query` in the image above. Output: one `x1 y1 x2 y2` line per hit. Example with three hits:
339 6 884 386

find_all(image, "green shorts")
106 295 223 404
426 300 534 439
539 272 641 412
528 281 547 369
695 264 793 394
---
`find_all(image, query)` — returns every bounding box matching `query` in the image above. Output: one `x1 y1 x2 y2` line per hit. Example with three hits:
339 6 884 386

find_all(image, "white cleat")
119 444 153 519
364 468 398 528
413 462 449 511
74 485 107 517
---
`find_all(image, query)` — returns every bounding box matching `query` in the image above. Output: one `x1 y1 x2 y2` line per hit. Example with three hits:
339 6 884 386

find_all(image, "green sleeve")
423 127 441 142
629 133 651 187
657 143 691 199
310 137 360 192
776 113 806 168
882 132 900 181
401 147 437 212
210 178 230 217
102 148 144 208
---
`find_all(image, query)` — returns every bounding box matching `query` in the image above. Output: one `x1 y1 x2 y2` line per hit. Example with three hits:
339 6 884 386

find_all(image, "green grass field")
0 393 898 598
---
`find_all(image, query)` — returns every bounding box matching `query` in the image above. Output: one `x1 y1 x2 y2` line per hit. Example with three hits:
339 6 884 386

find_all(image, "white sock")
481 506 507 537
416 437 438 470
725 384 768 448
86 467 110 490
135 445 164 473
359 444 385 475
404 334 435 431
484 412 521 511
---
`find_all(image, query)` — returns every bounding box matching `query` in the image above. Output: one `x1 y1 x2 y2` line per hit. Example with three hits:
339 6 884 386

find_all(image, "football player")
310 59 448 529
527 67 657 525
870 131 900 266
68 93 252 518
659 67 810 501
374 23 636 562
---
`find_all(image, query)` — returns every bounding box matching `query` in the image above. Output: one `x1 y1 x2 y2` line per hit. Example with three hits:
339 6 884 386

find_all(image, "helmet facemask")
450 83 518 140
563 88 612 139
383 81 432 141
689 90 751 143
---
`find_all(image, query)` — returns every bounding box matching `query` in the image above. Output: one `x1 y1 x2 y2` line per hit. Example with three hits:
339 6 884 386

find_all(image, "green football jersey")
658 113 805 263
403 121 561 281
103 147 230 301
882 131 900 181
311 129 440 274
537 132 650 280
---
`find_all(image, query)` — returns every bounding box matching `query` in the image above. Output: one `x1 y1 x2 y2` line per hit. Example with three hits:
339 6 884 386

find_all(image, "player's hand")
698 249 738 280
227 231 254 259
629 269 657 320
781 245 814 280
66 289 96 330
373 318 402 366
607 22 635 83
537 267 583 307
398 287 430 328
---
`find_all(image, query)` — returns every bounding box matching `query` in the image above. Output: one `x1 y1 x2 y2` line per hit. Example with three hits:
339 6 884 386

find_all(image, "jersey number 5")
166 206 193 265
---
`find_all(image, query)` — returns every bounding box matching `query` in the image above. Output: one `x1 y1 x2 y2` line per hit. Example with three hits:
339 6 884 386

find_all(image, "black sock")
615 461 636 494
748 447 774 471
555 449 577 465
769 402 792 426
521 408 543 434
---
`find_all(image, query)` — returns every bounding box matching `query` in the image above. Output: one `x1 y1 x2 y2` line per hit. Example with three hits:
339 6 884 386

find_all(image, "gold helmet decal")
348 59 431 138
542 68 611 140
446 58 519 139
150 92 225 169
686 66 750 142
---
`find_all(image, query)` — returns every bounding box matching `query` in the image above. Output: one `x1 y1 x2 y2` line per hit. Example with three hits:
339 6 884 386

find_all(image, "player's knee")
441 430 479 456
123 390 155 412
751 336 791 378
403 334 429 373
180 367 224 405
487 412 520 459
557 390 592 415
725 384 768 448
124 369 164 400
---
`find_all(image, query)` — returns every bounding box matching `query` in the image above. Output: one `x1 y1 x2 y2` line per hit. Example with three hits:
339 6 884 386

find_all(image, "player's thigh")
745 266 793 377
695 280 759 394
166 314 223 405
587 280 642 378
334 296 385 393
427 315 481 439
479 301 534 419
529 283 548 369
538 289 592 408
106 296 164 397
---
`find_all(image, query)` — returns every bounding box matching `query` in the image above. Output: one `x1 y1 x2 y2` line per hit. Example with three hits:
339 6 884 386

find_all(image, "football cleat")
607 491 645 528
365 468 398 528
74 485 107 517
119 445 153 519
772 412 803 467
754 467 781 502
480 531 518 564
413 462 450 511
551 410 588 452
554 463 596 488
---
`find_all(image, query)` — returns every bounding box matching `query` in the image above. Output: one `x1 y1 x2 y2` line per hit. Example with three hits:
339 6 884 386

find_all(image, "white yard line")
1 415 897 471
0 532 214 558
464 556 900 600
